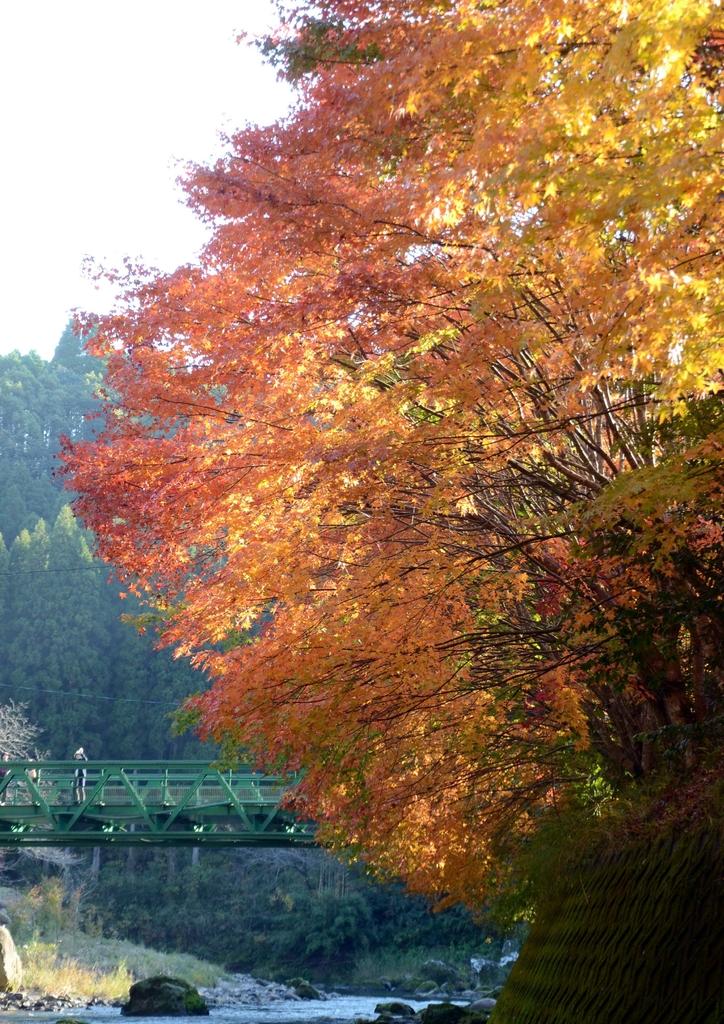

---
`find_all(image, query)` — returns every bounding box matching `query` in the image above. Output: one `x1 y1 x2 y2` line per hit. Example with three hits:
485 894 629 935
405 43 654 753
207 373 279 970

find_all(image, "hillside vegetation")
0 331 209 759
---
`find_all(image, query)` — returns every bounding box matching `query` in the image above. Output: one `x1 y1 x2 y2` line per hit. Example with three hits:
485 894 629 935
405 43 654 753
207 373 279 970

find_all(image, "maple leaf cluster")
66 0 723 905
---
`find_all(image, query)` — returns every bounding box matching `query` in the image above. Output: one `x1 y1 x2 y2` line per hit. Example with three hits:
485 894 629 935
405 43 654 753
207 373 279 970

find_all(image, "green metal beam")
0 761 315 847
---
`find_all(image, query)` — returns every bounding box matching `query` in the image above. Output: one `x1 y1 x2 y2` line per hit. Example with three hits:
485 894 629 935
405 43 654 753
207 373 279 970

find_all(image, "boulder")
0 926 22 992
421 961 464 987
467 999 497 1013
285 977 321 1000
121 976 209 1016
56 1019 90 1024
418 1003 467 1024
374 1002 415 1017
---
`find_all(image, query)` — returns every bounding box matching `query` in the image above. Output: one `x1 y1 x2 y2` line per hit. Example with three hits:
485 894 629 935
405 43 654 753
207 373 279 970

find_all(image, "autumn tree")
66 0 722 906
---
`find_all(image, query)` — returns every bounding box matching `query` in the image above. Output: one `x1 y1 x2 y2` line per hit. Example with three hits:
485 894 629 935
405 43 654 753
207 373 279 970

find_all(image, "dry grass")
21 938 132 1000
20 933 225 1001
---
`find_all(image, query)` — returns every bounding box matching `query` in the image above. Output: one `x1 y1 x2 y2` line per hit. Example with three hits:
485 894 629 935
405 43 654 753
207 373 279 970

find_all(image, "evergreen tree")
0 328 210 759
0 534 8 697
51 322 96 377
0 328 102 539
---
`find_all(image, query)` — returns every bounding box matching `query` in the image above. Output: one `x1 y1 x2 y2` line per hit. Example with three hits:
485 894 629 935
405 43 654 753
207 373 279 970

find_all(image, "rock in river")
467 999 497 1013
374 1002 416 1017
121 976 209 1016
418 1004 467 1024
285 977 322 1000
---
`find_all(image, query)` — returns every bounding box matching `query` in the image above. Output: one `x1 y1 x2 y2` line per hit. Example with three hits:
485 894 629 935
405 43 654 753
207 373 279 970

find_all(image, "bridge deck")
0 761 315 847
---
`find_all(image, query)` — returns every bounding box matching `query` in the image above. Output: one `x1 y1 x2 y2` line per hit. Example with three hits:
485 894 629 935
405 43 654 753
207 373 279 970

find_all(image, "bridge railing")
0 757 288 802
0 761 289 809
0 761 314 847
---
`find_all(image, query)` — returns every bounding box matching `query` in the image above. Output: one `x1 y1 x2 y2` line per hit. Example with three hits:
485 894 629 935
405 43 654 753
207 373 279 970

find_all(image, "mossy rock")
121 975 209 1016
418 1003 467 1024
466 999 497 1015
56 1019 90 1024
374 1002 415 1017
415 980 439 994
182 991 208 1014
421 961 464 987
285 977 321 999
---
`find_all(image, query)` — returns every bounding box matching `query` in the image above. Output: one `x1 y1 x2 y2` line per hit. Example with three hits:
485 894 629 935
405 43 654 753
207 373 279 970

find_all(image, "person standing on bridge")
73 747 87 805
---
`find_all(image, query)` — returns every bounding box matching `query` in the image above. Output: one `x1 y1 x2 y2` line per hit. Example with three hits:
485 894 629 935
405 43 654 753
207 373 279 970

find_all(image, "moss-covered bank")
491 828 723 1024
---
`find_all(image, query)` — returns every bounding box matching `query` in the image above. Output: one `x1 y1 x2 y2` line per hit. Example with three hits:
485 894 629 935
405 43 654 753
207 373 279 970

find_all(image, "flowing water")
1 993 444 1024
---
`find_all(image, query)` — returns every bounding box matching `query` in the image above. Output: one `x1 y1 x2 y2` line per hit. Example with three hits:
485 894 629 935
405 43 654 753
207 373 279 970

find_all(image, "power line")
0 565 112 577
0 681 180 707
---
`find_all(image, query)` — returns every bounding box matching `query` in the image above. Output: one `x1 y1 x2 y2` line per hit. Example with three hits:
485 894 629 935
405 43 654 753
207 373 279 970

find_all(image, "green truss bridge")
0 761 315 847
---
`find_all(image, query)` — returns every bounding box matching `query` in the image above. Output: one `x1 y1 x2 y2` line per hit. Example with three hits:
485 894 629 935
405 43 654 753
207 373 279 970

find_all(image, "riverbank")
10 925 510 1006
0 969 321 1014
0 950 496 1017
10 932 226 1005
2 898 509 1014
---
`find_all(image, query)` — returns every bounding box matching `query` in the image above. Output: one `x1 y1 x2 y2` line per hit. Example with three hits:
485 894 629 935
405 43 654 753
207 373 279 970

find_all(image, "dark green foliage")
83 847 495 979
0 332 101 541
0 330 210 759
259 18 382 80
491 829 723 1024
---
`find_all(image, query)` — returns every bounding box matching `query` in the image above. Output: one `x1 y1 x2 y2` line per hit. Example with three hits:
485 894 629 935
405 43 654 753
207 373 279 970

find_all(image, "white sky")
0 1 293 359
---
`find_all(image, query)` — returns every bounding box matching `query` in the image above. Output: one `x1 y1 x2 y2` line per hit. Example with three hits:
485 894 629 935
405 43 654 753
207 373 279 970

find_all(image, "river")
1 993 444 1024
